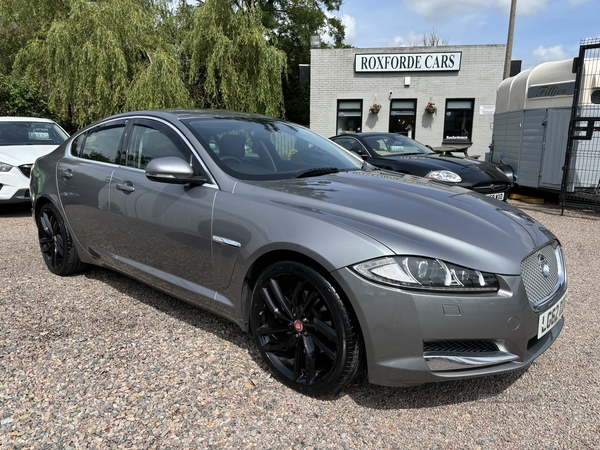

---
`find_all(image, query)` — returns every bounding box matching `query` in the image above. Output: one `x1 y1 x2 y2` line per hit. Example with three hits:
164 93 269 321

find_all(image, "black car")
330 132 511 200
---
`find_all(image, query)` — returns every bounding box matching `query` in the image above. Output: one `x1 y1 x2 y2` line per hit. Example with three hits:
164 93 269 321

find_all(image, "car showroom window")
337 100 363 134
80 124 126 163
389 99 417 139
443 99 474 144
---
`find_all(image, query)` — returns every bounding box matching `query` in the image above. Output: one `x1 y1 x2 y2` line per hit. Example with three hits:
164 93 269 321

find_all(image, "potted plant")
425 101 437 114
369 103 382 114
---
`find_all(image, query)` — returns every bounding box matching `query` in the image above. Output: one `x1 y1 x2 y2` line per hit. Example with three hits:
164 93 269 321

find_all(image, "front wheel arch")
243 250 357 329
249 260 365 394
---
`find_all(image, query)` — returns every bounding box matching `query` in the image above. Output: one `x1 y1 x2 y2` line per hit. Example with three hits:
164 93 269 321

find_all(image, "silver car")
30 110 567 395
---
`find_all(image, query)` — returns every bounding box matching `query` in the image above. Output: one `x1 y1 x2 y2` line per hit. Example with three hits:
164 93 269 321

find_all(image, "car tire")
36 203 85 276
250 261 363 395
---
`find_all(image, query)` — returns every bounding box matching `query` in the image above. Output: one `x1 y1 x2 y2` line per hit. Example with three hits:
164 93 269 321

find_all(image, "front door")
108 118 222 311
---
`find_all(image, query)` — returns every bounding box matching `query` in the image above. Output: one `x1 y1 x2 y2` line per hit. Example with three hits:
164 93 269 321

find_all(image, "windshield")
0 121 68 146
363 134 433 157
182 116 364 180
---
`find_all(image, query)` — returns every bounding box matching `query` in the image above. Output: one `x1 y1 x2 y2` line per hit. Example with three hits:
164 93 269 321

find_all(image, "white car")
0 117 69 204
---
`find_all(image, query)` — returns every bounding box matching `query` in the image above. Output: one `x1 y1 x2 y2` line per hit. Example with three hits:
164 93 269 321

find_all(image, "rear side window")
80 124 125 163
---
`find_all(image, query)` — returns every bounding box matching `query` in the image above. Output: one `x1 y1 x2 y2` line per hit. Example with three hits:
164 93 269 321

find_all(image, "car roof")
0 116 57 123
107 109 277 122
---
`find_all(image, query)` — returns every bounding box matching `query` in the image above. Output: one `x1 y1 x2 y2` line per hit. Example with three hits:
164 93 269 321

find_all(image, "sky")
331 0 599 70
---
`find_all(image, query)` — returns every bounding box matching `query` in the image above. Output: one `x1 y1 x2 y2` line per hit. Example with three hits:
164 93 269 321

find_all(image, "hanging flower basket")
425 101 437 114
369 103 382 114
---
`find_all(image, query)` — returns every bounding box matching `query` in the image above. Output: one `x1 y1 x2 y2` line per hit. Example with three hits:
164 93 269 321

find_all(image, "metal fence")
560 38 600 212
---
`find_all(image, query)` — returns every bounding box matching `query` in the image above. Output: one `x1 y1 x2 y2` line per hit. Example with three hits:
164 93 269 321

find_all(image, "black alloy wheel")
250 261 363 395
37 203 85 276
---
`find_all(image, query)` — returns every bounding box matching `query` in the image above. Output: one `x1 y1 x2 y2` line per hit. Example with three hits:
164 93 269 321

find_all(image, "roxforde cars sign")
355 52 462 72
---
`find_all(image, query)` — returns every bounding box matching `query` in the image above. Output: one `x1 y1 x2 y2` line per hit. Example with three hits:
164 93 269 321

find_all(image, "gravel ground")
1 200 599 449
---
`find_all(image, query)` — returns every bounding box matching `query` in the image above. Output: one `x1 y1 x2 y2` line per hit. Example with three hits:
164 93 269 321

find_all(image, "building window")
337 100 363 134
389 100 416 139
443 99 474 143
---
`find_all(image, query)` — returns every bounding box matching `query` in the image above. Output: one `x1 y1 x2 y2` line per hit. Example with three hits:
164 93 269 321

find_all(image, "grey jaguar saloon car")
30 110 567 395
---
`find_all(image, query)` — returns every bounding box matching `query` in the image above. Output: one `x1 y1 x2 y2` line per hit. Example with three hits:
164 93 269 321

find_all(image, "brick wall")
309 45 506 157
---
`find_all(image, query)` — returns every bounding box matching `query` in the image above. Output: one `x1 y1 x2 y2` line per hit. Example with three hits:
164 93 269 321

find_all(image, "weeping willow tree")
186 0 287 117
0 0 71 75
13 0 191 128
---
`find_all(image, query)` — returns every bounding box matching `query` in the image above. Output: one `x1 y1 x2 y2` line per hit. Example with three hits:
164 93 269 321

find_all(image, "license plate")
537 293 567 339
486 192 505 200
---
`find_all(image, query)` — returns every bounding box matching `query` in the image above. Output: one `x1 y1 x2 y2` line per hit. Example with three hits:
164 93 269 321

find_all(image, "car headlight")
425 170 462 183
0 162 13 172
353 256 499 292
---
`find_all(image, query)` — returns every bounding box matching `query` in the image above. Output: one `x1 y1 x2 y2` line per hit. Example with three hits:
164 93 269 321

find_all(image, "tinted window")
81 124 125 163
70 134 85 157
332 137 364 152
127 123 191 170
443 99 474 143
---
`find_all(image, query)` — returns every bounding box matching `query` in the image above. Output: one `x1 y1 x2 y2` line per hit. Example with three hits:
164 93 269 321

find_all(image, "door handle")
59 169 73 179
116 182 135 193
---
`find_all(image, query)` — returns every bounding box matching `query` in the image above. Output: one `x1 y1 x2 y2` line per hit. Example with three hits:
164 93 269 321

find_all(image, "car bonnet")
240 171 555 275
0 145 61 166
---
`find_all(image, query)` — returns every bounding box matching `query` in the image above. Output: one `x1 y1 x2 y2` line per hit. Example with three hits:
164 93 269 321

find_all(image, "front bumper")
0 169 31 204
331 267 565 387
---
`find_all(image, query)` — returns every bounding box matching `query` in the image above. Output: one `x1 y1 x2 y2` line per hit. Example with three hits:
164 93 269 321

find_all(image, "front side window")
127 122 192 171
337 100 363 134
80 124 126 163
331 136 367 154
443 99 474 143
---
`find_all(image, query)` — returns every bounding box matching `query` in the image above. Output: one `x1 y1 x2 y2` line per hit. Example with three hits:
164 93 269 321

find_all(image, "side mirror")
145 157 206 185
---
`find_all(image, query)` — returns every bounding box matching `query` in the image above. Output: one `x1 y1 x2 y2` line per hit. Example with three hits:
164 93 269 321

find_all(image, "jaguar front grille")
521 242 566 311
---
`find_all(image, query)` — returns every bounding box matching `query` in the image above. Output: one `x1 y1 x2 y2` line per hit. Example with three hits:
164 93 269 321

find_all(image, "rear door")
57 119 127 266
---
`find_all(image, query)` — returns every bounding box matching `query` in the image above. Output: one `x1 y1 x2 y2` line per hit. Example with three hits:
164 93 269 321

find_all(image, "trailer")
489 58 578 191
490 39 600 211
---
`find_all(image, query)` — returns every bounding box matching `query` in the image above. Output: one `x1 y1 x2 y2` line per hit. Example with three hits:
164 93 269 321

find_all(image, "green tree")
0 0 71 75
254 0 346 125
185 0 287 117
12 0 191 128
0 73 53 118
3 0 297 126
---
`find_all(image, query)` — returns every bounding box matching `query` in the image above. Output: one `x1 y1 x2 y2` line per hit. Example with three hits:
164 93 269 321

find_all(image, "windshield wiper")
293 167 340 178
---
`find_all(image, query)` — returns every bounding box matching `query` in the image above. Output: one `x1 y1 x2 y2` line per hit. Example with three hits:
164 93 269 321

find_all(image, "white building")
309 44 506 157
